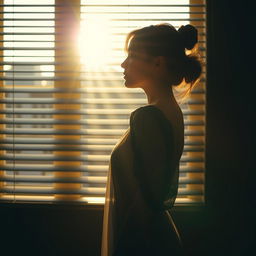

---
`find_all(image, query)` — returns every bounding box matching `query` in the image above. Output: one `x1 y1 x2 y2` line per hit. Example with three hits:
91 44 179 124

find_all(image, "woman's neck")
142 82 177 106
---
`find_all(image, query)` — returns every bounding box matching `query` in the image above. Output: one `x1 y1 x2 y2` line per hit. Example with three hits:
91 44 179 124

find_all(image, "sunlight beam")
78 15 112 69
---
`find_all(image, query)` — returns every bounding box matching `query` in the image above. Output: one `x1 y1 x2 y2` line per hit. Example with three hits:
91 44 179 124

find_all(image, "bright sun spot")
78 15 112 69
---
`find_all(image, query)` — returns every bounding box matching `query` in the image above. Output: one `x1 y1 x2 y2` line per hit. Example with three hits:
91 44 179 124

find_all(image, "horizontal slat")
0 32 55 35
0 86 206 93
0 98 205 104
0 175 106 185
0 75 206 81
0 128 127 136
0 187 203 196
0 28 206 35
0 164 108 173
0 138 204 146
0 61 207 66
180 166 204 173
0 154 204 162
0 187 105 196
0 24 206 28
0 39 206 43
4 47 203 55
82 11 206 15
0 40 67 43
0 118 130 125
1 98 147 104
0 70 207 79
0 138 119 145
1 144 115 152
2 19 206 24
0 175 203 185
0 154 112 162
1 47 55 50
0 43 209 51
102 18 206 22
111 61 206 66
1 4 205 7
0 61 76 65
0 196 204 205
1 18 206 22
177 189 203 196
0 108 205 115
82 4 205 7
0 164 204 173
1 56 206 62
0 118 204 126
1 11 206 14
1 73 206 79
0 128 205 136
0 35 205 40
0 144 204 152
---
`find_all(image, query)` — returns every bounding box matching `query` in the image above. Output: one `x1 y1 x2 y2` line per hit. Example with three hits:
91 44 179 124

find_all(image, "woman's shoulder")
130 105 158 123
131 105 161 118
130 105 171 129
131 104 174 123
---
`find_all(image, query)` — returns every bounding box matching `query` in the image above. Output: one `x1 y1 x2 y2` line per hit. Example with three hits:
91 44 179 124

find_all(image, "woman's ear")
154 56 167 68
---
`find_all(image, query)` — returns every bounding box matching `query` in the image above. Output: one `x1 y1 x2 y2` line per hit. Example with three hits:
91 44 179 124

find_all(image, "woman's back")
150 102 184 162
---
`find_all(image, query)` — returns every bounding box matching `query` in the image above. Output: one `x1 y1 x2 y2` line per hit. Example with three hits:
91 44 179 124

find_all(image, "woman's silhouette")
101 23 202 256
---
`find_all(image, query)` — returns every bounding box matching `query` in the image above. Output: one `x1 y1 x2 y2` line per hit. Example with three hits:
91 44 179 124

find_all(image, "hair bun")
178 24 198 50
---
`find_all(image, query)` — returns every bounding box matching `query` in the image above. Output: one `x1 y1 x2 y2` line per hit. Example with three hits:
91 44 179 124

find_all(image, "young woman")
101 23 202 256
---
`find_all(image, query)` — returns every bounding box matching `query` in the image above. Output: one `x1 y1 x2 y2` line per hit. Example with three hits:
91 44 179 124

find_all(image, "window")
0 0 206 205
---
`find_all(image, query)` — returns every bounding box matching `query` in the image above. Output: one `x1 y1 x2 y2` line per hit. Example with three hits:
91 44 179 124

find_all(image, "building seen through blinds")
0 0 206 205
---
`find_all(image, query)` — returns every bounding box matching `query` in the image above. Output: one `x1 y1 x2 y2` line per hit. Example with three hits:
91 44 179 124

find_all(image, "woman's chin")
124 80 132 88
123 80 139 88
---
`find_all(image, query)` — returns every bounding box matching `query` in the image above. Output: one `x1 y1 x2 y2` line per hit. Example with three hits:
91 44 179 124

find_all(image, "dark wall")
205 0 254 255
1 1 255 256
0 204 104 256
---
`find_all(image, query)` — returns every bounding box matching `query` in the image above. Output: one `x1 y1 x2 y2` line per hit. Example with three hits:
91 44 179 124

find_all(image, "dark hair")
125 23 202 99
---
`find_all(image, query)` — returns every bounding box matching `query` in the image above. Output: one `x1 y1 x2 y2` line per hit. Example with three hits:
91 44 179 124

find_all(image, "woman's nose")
121 58 127 69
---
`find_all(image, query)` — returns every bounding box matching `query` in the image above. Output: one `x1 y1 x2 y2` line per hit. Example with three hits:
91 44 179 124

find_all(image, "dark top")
101 105 184 256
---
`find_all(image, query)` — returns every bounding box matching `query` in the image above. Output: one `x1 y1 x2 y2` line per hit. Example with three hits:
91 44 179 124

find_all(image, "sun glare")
78 15 112 69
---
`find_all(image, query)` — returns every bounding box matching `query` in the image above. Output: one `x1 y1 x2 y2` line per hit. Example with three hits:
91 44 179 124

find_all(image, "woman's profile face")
121 47 155 88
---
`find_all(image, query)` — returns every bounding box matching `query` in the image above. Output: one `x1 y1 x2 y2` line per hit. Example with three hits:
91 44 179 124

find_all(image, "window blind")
0 0 206 205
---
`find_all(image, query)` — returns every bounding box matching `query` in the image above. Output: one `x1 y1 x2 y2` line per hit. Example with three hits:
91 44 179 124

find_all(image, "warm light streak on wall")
54 0 82 201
